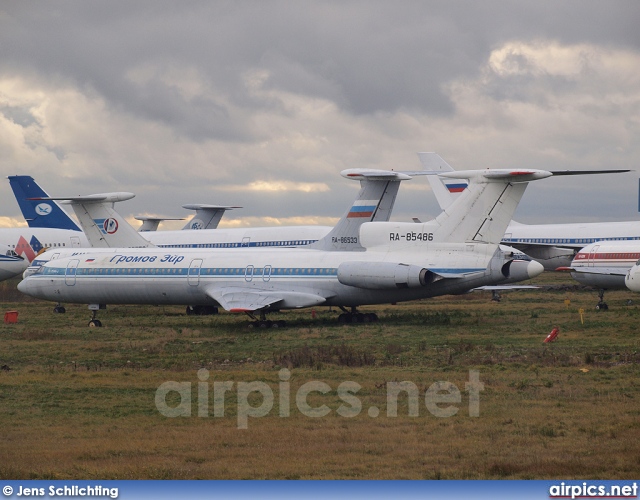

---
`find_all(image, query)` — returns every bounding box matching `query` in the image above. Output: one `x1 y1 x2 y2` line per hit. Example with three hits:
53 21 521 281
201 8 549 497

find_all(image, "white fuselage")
624 262 640 292
1 225 331 281
17 222 539 310
568 240 640 289
502 220 640 270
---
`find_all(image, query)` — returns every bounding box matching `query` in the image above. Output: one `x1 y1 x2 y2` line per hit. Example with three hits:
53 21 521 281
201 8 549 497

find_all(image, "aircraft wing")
558 266 629 276
204 286 328 312
475 285 538 290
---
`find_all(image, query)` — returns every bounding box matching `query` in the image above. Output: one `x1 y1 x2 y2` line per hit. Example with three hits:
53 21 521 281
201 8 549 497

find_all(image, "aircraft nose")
626 266 640 292
17 278 31 294
527 260 545 279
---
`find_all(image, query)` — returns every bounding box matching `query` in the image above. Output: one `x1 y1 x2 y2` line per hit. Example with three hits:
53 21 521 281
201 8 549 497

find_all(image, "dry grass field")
1 273 639 479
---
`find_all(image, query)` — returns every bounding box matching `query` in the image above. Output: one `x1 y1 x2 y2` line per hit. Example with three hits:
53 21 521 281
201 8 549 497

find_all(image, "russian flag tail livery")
445 183 468 193
8 176 81 231
347 200 378 219
309 169 412 251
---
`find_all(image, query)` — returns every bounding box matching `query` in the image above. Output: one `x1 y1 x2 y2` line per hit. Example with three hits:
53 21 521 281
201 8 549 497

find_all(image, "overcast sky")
1 1 639 230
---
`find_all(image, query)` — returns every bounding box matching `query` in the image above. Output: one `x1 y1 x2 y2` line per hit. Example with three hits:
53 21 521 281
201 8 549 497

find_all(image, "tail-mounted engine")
337 261 435 290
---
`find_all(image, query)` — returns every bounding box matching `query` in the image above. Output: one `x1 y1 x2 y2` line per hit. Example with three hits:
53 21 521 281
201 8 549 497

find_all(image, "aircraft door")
65 259 80 286
188 259 203 286
70 236 82 248
241 237 250 248
245 265 254 282
588 245 600 267
263 265 272 282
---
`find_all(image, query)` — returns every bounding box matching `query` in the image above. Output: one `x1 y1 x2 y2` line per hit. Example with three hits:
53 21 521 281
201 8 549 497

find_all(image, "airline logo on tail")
94 218 119 235
15 235 44 262
347 200 378 218
35 203 53 216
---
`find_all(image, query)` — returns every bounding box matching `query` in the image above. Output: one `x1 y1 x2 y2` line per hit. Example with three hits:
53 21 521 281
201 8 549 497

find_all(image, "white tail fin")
38 193 154 248
181 204 242 230
135 216 185 232
417 152 464 210
308 169 412 251
431 170 551 243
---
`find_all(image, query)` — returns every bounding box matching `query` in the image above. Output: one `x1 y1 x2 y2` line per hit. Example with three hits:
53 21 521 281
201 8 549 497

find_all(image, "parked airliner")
18 168 550 327
2 170 417 283
624 257 640 292
421 154 635 270
558 240 640 309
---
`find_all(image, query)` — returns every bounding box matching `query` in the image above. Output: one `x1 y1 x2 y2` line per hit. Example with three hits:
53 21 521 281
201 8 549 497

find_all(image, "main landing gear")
595 289 609 310
245 310 286 329
337 306 379 324
88 304 106 327
53 303 66 313
186 305 219 316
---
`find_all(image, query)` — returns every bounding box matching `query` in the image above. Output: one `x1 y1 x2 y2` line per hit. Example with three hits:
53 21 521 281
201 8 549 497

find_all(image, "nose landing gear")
88 304 106 327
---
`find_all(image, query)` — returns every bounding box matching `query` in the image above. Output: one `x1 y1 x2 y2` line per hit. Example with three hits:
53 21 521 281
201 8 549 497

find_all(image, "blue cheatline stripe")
502 236 640 245
0 255 23 262
38 266 487 279
40 267 341 278
157 240 318 249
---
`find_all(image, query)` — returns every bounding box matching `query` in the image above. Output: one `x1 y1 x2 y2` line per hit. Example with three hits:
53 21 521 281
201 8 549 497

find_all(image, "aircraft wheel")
272 320 287 328
186 306 195 315
338 313 350 324
595 303 608 311
351 313 364 324
259 320 272 328
53 306 66 314
88 319 102 328
363 313 377 323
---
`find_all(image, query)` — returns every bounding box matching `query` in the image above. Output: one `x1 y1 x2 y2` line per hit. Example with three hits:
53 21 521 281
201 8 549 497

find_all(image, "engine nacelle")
337 261 432 290
499 259 544 284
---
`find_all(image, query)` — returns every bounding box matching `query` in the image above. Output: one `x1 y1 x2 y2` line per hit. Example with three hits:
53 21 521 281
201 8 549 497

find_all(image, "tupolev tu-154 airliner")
17 167 550 327
420 153 634 271
2 169 418 284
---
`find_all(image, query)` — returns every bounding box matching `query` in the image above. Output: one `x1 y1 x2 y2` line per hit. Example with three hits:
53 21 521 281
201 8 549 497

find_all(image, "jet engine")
337 261 434 290
499 258 544 284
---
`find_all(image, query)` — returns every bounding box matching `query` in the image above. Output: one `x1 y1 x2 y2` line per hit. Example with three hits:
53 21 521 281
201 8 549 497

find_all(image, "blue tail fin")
8 175 81 231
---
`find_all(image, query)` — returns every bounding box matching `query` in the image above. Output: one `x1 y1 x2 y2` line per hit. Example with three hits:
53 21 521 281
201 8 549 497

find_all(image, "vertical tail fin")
37 193 154 248
417 153 466 210
431 170 551 244
8 175 81 231
308 170 412 251
181 205 242 230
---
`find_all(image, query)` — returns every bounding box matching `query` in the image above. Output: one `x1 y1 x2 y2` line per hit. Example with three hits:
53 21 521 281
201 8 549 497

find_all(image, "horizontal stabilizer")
181 204 242 211
32 192 135 203
549 169 631 176
440 170 553 182
341 169 412 181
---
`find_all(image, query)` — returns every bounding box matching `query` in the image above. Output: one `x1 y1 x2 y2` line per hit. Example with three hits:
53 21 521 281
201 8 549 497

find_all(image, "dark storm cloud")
0 1 638 224
5 1 636 142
